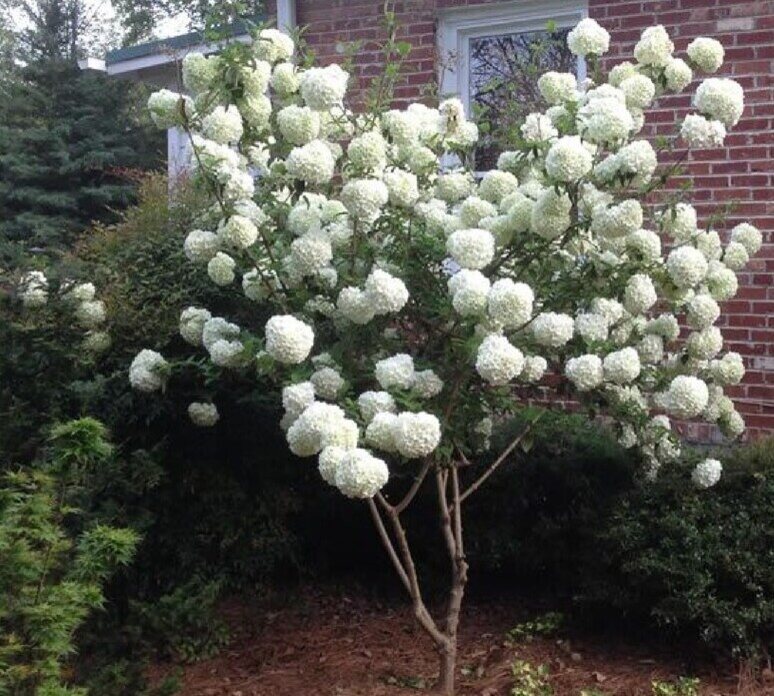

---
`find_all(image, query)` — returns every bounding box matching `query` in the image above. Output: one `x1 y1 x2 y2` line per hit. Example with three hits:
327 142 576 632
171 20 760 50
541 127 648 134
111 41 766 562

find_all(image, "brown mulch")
148 591 774 696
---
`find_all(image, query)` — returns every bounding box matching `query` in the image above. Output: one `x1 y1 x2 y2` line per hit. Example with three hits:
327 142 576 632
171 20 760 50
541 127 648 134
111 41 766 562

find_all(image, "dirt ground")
148 591 774 696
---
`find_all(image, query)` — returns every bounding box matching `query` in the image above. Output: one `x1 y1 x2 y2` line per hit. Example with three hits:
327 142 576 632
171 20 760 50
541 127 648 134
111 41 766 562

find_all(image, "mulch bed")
148 590 773 695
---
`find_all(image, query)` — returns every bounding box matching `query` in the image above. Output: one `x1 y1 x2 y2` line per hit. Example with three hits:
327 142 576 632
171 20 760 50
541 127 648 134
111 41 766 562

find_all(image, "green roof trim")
105 17 262 65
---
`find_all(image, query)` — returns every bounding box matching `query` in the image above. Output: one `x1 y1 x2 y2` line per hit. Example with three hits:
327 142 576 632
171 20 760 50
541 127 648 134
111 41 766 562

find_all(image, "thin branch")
459 412 544 503
435 468 458 560
367 499 410 592
394 458 432 514
451 466 464 562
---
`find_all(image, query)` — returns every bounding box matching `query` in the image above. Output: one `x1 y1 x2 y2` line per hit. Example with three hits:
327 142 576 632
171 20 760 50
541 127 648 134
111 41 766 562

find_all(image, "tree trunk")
436 640 457 696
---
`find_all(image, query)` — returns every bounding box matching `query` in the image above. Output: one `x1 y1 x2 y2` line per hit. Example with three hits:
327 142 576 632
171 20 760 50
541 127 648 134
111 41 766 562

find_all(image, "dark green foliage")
0 418 138 695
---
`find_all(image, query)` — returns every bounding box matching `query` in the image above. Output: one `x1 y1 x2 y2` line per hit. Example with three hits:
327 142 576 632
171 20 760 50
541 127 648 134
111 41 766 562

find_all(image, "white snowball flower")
459 196 497 227
265 315 314 364
341 178 389 223
591 200 643 238
487 279 534 328
184 229 219 263
147 89 192 129
565 354 604 391
723 241 749 271
364 268 409 315
575 313 609 343
520 113 558 144
311 367 345 400
365 412 399 453
623 273 657 314
287 402 352 456
479 170 519 204
446 228 495 270
337 287 376 325
188 402 219 427
299 64 349 110
412 370 444 398
74 300 106 328
706 260 738 301
277 105 321 145
687 37 724 73
290 232 333 275
608 61 637 87
687 294 720 329
65 282 96 303
240 60 272 96
617 140 657 183
272 62 299 95
348 130 387 172
603 347 641 384
633 25 674 67
393 412 442 458
694 78 744 127
182 53 218 94
219 215 258 250
590 297 625 326
83 331 111 353
532 312 574 348
620 74 655 109
520 355 547 383
637 334 664 364
531 189 571 239
626 228 662 262
692 458 722 488
664 58 693 92
711 352 745 385
129 349 168 392
202 105 243 144
567 18 610 57
666 246 708 288
286 140 336 185
333 449 389 498
730 223 762 256
577 97 634 144
687 325 723 359
253 28 294 63
449 269 491 317
318 446 346 485
667 375 709 418
545 136 593 182
208 339 244 368
476 335 524 385
435 170 475 203
202 317 240 351
375 353 416 391
358 391 396 424
537 71 577 105
680 114 726 148
207 252 236 286
383 168 419 208
283 381 316 419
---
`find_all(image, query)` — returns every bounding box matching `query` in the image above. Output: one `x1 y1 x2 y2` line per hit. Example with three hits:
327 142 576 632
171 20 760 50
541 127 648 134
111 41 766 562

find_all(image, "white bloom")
545 136 593 182
446 228 495 270
681 114 726 148
661 202 698 241
449 269 491 317
626 228 661 262
591 199 643 238
147 89 191 129
666 246 708 288
720 409 745 438
311 367 345 400
687 325 723 359
620 74 655 109
19 271 48 308
202 105 243 144
83 331 111 353
608 61 637 87
723 241 749 271
664 58 693 92
382 109 421 145
459 196 497 227
219 215 258 249
334 448 389 498
299 64 349 110
687 294 720 329
479 170 519 204
393 412 442 458
287 402 352 456
617 140 657 183
603 347 641 384
646 313 680 342
577 97 634 144
567 18 610 57
435 170 475 203
575 313 609 343
476 335 524 385
286 140 336 185
637 334 664 363
348 130 387 172
537 72 577 105
532 312 574 348
694 78 744 127
531 189 571 239
341 178 389 223
364 268 409 315
412 370 444 398
291 232 333 275
240 60 271 96
75 300 106 328
129 349 168 392
283 381 316 419
383 168 419 207
692 458 722 488
711 352 745 385
487 279 534 328
337 287 376 325
667 375 709 418
202 317 240 351
318 446 346 485
687 37 724 73
520 113 558 144
520 355 547 382
265 315 314 364
730 223 762 256
277 105 321 145
623 273 657 314
65 282 96 303
188 402 219 427
254 28 294 63
706 260 738 301
209 339 244 367
591 297 625 326
365 412 399 453
207 252 236 286
565 354 604 391
375 353 415 391
695 230 722 261
358 391 396 423
633 25 674 67
271 62 299 95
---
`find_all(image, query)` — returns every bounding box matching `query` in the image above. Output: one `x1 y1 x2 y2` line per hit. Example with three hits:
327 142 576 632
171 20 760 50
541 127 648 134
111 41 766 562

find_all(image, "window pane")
470 28 575 170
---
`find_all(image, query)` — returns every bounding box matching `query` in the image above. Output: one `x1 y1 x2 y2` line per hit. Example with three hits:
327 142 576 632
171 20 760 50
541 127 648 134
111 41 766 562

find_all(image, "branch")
367 499 410 592
394 458 432 514
459 412 544 503
435 468 458 561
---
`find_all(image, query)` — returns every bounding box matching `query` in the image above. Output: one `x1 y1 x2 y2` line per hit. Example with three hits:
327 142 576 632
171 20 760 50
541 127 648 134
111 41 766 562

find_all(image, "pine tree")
0 0 163 258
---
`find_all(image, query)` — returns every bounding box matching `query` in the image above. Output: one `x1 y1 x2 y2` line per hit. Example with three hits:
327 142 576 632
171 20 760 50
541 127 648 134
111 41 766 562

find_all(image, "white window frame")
438 0 588 120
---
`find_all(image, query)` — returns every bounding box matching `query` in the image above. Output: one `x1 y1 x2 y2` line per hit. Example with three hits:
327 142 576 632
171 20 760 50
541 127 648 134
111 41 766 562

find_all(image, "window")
438 0 587 169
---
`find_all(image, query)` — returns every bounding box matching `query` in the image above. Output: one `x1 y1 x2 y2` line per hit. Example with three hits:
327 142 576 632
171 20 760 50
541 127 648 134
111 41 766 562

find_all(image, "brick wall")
276 0 774 439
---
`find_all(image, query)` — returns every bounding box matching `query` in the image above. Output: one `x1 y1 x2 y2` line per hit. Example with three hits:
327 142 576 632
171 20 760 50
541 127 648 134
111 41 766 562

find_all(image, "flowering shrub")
133 19 758 693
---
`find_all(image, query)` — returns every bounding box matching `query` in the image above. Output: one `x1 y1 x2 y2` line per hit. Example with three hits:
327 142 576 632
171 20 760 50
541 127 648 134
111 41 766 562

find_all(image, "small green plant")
507 612 563 643
510 660 553 696
651 677 700 696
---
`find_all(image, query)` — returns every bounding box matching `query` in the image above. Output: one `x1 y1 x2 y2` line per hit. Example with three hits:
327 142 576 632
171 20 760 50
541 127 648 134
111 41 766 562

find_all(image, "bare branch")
394 458 432 514
367 498 410 592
